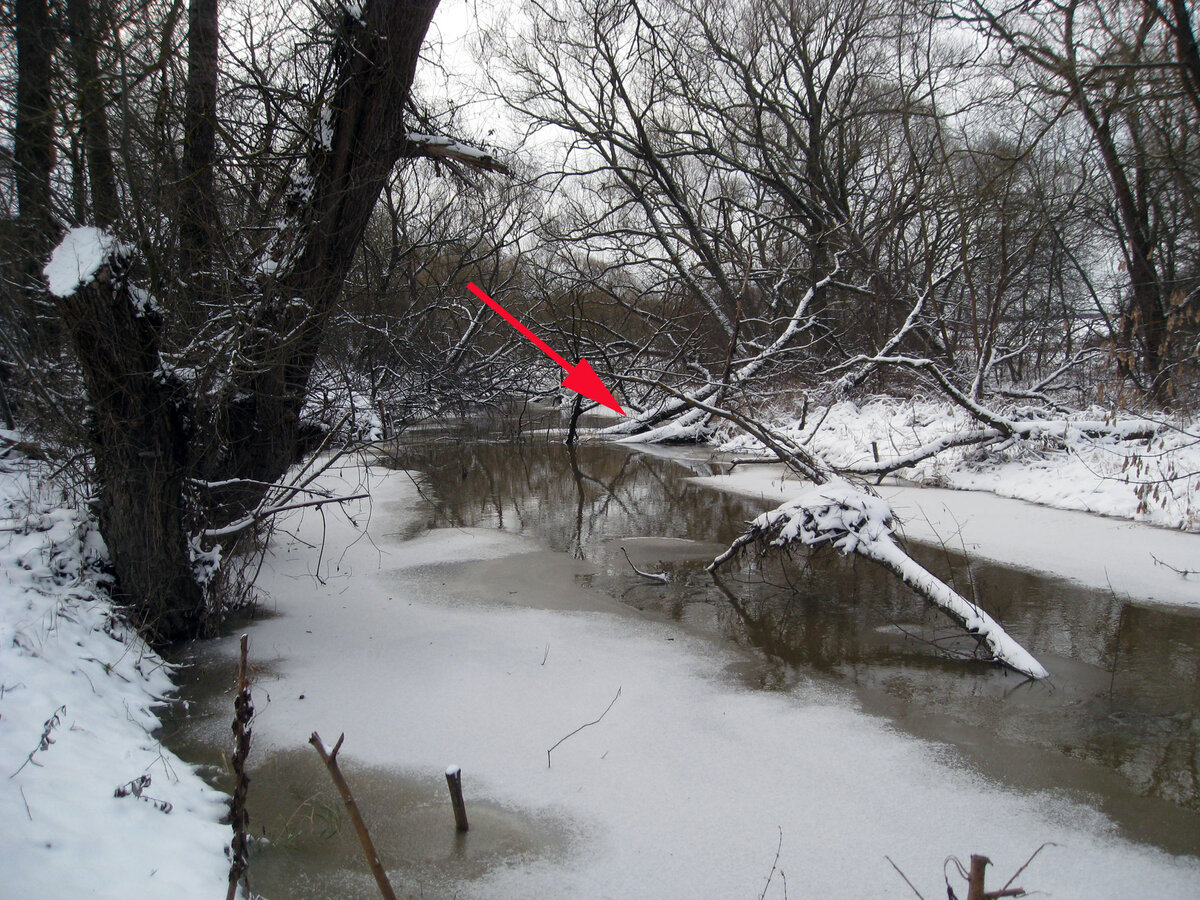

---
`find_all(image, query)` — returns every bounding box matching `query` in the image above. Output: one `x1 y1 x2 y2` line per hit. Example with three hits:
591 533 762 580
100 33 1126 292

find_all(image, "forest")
2 0 1197 637
2 0 1200 895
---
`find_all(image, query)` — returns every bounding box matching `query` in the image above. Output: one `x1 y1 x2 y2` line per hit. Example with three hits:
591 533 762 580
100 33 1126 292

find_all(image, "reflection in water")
387 420 1200 855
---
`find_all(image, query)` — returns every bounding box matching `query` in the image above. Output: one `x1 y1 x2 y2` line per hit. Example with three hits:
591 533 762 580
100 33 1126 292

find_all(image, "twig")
1001 842 1056 892
114 774 173 813
203 492 370 539
620 547 670 583
1151 554 1197 577
10 705 66 778
758 826 784 900
547 687 622 768
310 731 397 900
727 457 779 471
885 856 926 899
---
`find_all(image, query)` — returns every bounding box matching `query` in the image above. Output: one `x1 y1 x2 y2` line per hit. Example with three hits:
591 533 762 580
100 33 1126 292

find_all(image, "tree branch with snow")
709 479 1050 680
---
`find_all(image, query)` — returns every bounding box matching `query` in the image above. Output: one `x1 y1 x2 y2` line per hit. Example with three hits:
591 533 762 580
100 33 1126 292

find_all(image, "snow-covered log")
709 479 1050 680
403 133 510 173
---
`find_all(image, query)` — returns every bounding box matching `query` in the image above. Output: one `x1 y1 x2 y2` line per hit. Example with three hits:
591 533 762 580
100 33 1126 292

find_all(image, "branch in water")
709 479 1049 680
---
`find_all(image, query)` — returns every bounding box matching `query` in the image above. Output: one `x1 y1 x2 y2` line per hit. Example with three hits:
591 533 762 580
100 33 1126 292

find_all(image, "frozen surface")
0 459 230 899
196 461 1199 898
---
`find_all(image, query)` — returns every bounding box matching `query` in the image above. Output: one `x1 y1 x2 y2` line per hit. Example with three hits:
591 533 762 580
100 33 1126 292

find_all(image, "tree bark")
14 0 57 259
54 256 206 642
180 0 220 303
66 0 122 227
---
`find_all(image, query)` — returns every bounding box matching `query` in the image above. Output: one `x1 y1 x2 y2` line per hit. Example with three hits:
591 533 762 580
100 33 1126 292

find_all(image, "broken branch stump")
309 731 397 900
445 765 469 832
966 854 1027 900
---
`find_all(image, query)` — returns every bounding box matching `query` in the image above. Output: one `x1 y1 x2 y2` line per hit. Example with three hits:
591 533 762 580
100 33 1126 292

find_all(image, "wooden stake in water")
310 731 397 900
445 765 469 832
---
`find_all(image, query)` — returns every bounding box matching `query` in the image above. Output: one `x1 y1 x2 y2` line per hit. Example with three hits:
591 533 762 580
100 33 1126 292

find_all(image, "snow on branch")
43 227 134 298
403 133 510 174
201 492 369 539
710 478 1050 680
606 262 839 442
842 416 1160 477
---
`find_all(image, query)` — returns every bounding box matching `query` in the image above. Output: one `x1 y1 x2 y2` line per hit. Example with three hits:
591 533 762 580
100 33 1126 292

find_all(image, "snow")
406 131 494 160
753 478 894 554
318 106 334 151
184 460 1198 897
690 464 1200 609
43 226 131 298
0 456 230 898
716 398 1200 532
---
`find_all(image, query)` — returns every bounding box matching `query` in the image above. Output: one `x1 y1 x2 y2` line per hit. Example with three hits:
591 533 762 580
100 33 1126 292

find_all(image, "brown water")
161 417 1200 897
381 424 1200 854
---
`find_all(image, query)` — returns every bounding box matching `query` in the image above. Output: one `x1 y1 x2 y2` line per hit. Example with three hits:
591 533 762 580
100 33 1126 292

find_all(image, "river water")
162 417 1200 895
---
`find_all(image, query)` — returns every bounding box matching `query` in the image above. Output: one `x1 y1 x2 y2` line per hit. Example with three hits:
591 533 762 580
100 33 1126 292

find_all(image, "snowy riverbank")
0 453 230 898
688 466 1200 611
181 459 1199 898
713 398 1200 532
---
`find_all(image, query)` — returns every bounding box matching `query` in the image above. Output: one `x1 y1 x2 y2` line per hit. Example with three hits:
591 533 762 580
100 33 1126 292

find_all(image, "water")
161 417 1200 896
384 425 1200 851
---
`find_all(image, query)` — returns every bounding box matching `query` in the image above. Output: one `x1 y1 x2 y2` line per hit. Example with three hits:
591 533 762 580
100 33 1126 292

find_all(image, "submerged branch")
708 480 1049 679
620 547 670 583
310 732 397 900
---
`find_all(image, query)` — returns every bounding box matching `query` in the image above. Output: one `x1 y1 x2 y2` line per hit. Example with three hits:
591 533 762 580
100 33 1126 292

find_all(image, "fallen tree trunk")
709 478 1049 679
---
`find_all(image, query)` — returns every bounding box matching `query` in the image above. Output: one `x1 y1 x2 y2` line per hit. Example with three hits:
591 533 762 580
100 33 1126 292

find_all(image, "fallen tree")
709 477 1049 679
614 381 1050 677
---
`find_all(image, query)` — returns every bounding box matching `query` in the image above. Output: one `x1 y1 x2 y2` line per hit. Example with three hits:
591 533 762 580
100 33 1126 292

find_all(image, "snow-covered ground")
184 461 1199 898
0 451 230 898
715 398 1200 532
4 392 1199 898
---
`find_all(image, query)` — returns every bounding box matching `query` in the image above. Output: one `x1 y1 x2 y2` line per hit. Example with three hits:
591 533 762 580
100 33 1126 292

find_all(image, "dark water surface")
162 416 1200 897
384 422 1200 857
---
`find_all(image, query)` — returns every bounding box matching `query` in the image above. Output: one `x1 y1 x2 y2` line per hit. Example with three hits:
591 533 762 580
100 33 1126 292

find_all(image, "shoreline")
681 460 1200 610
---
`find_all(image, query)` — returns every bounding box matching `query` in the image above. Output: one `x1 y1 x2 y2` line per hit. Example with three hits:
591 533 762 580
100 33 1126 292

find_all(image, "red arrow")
467 282 626 416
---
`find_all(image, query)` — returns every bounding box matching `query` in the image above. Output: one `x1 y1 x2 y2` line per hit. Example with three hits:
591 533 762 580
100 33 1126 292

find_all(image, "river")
161 415 1200 897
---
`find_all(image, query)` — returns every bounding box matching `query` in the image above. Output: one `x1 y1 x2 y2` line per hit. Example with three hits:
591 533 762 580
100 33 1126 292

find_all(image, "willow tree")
29 0 505 642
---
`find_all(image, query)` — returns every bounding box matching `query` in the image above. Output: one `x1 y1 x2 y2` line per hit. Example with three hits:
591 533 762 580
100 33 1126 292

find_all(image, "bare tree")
16 0 511 641
946 0 1200 405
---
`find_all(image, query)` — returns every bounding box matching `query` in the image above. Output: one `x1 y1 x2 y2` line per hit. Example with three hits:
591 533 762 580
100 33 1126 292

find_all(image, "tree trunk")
206 0 441 524
48 0 443 643
54 256 206 642
66 0 122 227
1167 0 1200 117
180 0 220 303
14 0 57 259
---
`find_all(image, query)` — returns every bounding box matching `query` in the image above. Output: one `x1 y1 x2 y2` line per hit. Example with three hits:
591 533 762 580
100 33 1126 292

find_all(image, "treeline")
488 0 1199 424
0 0 1196 640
